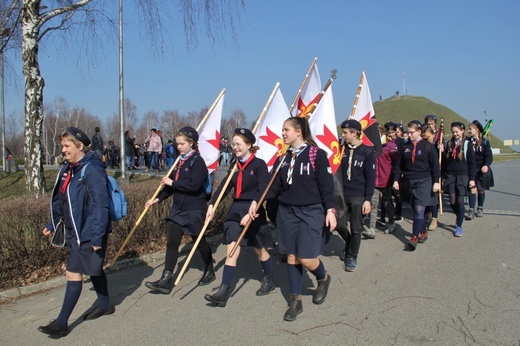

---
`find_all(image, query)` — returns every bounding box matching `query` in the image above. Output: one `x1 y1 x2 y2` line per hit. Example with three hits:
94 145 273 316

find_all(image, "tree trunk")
22 0 46 196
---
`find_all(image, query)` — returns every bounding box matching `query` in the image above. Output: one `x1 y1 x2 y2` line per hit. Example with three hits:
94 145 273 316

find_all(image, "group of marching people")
39 113 494 336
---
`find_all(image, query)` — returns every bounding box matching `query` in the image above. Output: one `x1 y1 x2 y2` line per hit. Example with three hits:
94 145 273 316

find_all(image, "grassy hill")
372 95 511 152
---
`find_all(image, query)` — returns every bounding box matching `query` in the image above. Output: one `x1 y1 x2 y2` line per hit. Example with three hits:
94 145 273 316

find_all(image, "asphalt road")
1 160 519 345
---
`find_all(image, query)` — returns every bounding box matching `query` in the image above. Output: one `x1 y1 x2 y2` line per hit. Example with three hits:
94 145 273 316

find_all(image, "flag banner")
291 62 322 117
198 94 225 173
308 86 341 174
351 72 382 156
256 88 291 171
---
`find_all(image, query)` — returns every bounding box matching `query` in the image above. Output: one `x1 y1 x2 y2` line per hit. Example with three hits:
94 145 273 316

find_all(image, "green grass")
373 95 512 153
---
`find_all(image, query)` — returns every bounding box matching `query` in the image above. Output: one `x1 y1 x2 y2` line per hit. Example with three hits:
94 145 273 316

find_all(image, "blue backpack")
190 154 213 200
80 163 128 221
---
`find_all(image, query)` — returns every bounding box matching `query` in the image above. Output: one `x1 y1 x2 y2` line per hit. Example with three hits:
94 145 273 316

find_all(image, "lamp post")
119 0 126 179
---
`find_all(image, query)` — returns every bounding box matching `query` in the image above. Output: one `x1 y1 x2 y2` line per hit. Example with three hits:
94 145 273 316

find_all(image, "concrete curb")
0 233 223 301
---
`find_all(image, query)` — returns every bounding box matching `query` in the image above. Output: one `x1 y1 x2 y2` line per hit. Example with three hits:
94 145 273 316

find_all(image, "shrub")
0 177 232 291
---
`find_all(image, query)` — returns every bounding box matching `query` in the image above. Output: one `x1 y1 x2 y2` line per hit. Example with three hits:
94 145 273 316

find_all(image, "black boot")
145 270 173 294
283 294 303 321
37 320 68 337
204 284 231 307
313 274 331 305
256 274 275 296
198 263 216 286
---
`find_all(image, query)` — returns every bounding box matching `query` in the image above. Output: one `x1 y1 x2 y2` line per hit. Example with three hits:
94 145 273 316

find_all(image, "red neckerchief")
175 150 196 181
452 138 462 159
411 138 422 164
235 154 255 198
60 162 81 194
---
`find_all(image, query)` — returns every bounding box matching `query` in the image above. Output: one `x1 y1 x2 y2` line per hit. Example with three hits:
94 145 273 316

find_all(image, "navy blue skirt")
223 202 273 249
66 235 108 276
276 203 325 259
166 208 206 236
401 177 436 207
443 174 469 196
476 169 494 190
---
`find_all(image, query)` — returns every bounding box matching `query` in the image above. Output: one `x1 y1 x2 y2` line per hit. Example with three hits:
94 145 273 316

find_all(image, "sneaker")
407 236 418 251
454 227 463 237
384 223 396 234
377 219 387 226
394 216 404 223
418 231 428 243
344 257 357 272
362 226 376 239
429 218 438 231
465 209 475 220
475 208 484 217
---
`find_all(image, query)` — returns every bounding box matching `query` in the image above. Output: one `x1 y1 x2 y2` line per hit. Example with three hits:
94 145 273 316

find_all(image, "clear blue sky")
5 0 520 147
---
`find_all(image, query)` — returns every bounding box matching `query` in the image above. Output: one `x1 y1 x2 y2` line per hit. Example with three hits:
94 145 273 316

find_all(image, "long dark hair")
284 116 318 147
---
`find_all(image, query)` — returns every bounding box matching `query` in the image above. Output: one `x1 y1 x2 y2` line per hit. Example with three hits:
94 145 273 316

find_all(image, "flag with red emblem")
256 87 291 171
350 71 382 156
308 85 341 174
291 60 322 118
198 92 225 174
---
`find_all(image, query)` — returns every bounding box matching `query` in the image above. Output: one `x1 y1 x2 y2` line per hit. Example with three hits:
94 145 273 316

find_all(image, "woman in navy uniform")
204 128 274 307
267 116 336 322
393 121 440 250
144 126 215 294
39 127 113 337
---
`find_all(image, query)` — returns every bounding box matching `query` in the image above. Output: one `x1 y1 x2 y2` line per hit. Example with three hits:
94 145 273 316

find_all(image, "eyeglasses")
407 130 418 135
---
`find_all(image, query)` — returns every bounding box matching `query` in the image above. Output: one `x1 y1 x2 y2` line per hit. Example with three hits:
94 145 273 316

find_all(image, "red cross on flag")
198 92 225 173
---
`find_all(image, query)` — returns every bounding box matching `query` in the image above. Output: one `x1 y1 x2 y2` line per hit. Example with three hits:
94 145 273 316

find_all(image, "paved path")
2 161 519 345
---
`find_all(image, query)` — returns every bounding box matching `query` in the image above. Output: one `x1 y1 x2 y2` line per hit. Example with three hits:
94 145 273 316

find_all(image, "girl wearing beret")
441 122 476 237
144 127 215 294
466 121 494 218
204 128 274 307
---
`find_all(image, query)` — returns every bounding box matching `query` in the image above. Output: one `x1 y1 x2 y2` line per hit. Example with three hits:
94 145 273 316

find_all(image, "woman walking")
204 128 274 307
144 126 215 294
39 127 114 337
393 121 440 250
267 116 336 321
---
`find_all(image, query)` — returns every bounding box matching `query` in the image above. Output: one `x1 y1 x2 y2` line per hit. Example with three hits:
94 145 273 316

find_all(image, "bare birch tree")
0 0 244 195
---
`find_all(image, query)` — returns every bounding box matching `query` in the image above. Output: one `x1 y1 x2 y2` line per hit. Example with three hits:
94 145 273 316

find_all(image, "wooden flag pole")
229 70 337 258
349 72 365 120
174 83 280 286
109 88 226 267
288 57 318 114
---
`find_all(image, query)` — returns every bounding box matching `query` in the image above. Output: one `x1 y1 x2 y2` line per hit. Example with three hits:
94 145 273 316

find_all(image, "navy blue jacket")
267 146 334 210
47 151 110 247
471 137 493 169
394 139 440 183
443 137 477 180
211 156 269 204
340 144 376 201
158 153 208 210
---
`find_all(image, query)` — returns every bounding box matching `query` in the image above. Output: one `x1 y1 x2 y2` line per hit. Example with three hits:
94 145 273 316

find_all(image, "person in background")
91 126 104 160
165 139 176 169
421 125 440 231
38 127 113 337
144 128 162 173
124 130 137 170
466 120 494 218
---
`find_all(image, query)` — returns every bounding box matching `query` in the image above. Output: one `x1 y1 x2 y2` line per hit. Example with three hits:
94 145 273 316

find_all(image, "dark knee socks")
287 264 303 295
221 265 236 286
309 260 326 281
56 281 82 326
91 272 110 308
260 257 273 276
478 193 485 208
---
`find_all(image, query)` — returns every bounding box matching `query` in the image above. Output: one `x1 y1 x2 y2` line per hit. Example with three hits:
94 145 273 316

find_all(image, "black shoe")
38 320 68 337
198 263 216 286
313 274 331 305
145 270 174 294
204 284 231 307
256 274 275 296
84 304 115 321
283 294 303 322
